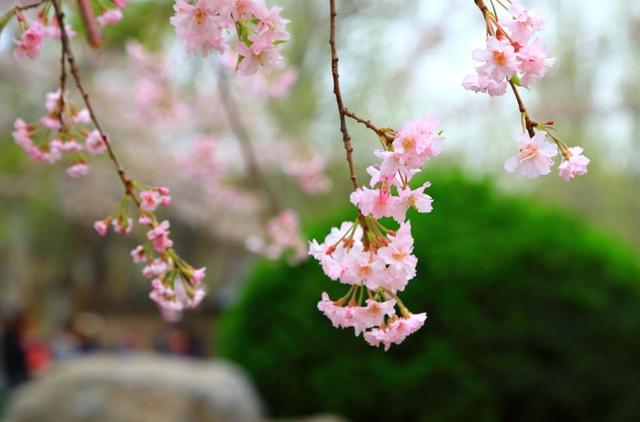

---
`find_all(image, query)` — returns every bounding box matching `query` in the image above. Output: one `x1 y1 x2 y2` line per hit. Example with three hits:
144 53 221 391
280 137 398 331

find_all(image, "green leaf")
0 7 17 35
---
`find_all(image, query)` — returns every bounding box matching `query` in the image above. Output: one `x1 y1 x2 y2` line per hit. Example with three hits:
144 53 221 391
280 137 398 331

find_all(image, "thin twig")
508 80 536 137
217 66 280 213
343 108 382 136
52 0 138 206
14 0 46 12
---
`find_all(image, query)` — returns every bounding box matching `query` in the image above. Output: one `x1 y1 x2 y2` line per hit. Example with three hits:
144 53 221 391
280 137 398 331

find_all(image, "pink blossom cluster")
310 115 442 350
505 131 590 181
311 221 427 350
462 3 555 96
126 41 188 123
170 0 290 75
97 0 127 27
282 155 332 194
93 185 207 320
350 115 443 223
12 90 102 178
13 11 75 60
246 209 307 263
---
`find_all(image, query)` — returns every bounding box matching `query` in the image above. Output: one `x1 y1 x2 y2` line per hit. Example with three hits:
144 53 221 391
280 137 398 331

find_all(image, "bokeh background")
1 0 639 421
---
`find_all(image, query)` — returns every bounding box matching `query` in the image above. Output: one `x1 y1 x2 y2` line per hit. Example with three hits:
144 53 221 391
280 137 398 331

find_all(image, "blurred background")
0 0 639 421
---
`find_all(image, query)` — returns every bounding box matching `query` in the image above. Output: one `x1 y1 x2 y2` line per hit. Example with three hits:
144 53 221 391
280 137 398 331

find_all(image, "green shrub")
218 173 640 422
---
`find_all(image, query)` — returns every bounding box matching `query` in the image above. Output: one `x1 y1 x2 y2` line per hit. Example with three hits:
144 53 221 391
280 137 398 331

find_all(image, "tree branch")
329 0 360 191
217 66 280 214
52 0 138 207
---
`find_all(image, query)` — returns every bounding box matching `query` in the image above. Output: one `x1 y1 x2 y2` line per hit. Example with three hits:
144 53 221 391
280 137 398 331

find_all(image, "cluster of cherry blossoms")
504 130 590 181
12 90 103 177
11 0 125 60
310 115 443 350
94 184 207 321
246 209 307 263
12 7 74 60
283 155 332 195
463 1 590 182
96 0 126 28
463 3 553 96
171 0 290 75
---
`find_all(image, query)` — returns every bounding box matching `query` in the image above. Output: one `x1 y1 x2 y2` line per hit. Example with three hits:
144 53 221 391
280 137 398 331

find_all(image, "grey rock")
4 354 263 422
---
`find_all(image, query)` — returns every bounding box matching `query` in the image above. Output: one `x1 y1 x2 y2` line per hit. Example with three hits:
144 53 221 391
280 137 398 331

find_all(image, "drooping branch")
329 0 360 191
217 66 281 214
52 0 138 206
76 0 102 48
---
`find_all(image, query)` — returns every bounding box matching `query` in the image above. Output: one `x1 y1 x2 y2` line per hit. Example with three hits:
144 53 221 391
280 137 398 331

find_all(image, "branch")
343 108 395 144
329 0 371 242
76 0 102 49
329 0 360 191
217 66 280 214
508 80 536 137
52 0 138 207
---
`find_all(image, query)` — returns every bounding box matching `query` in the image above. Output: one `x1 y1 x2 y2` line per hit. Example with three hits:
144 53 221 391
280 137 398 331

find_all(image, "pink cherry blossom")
130 245 146 263
504 131 558 179
246 209 307 263
502 3 546 45
377 222 417 273
147 220 174 252
112 218 133 235
84 130 107 154
93 220 109 236
558 146 590 181
517 39 555 86
14 23 44 60
97 8 123 27
143 259 169 278
364 313 427 351
66 162 90 178
236 40 283 76
393 182 433 222
462 72 507 96
140 190 161 211
72 109 91 125
472 36 519 81
192 267 206 284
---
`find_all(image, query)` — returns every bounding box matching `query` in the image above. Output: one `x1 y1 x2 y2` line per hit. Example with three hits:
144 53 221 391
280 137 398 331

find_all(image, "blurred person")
154 324 203 358
1 312 30 389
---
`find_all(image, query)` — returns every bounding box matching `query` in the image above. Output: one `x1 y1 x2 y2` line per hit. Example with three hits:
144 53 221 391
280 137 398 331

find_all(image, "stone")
3 353 263 422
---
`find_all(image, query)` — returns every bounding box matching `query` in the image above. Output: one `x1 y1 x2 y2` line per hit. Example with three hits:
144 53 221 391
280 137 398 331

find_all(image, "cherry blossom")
13 22 44 60
504 131 558 179
97 8 124 27
558 147 590 181
170 0 289 75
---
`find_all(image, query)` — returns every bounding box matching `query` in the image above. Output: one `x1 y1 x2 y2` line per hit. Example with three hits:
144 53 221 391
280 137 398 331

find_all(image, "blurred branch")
52 0 138 206
217 66 281 214
76 0 102 48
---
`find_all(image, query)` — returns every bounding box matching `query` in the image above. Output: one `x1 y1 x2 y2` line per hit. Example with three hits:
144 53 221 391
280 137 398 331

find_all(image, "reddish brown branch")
343 108 381 135
329 0 360 191
52 0 138 206
76 0 102 48
329 0 372 242
508 80 536 137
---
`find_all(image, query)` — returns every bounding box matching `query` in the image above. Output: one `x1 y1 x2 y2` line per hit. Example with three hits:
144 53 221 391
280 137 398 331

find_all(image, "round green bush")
218 173 640 422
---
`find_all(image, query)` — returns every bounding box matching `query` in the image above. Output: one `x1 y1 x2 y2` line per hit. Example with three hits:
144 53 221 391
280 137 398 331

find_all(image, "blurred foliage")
219 172 640 422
